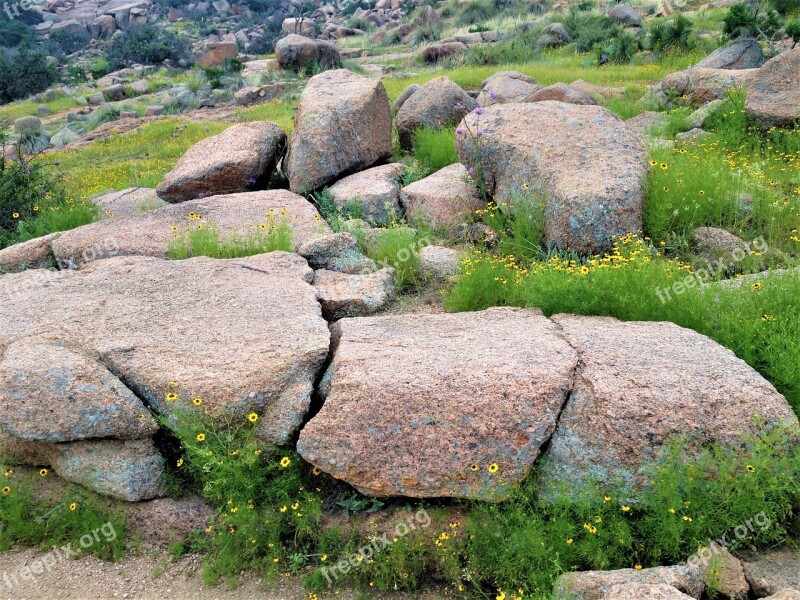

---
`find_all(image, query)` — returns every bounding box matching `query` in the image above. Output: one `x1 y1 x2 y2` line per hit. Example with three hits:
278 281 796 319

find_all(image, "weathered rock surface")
51 438 166 502
194 33 238 68
392 83 420 113
456 102 648 254
478 70 540 105
156 123 286 203
125 496 213 545
601 583 696 599
692 226 746 260
51 190 330 267
313 268 397 320
743 550 800 597
419 245 461 279
395 77 477 150
0 233 58 273
745 47 800 127
93 187 166 218
686 98 725 129
298 307 578 500
0 253 330 447
0 340 158 442
421 41 468 64
700 549 749 600
659 68 757 105
695 39 765 70
626 111 668 136
284 70 393 194
764 591 800 600
608 4 641 26
555 565 704 600
299 232 376 274
275 34 341 72
400 163 483 229
540 315 798 495
328 163 405 225
526 82 597 105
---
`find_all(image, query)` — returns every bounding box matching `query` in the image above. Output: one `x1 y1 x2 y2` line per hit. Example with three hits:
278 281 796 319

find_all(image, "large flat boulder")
156 123 286 203
0 233 58 273
312 268 397 320
297 307 578 500
540 315 799 495
395 77 477 150
659 68 757 105
602 583 696 600
51 190 330 267
526 82 597 105
0 253 330 445
745 47 800 127
455 102 648 254
284 70 393 194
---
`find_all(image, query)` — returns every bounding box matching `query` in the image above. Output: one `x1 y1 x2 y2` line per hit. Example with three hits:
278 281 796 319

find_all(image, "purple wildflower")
476 129 484 137
456 127 463 134
468 167 475 174
474 107 485 115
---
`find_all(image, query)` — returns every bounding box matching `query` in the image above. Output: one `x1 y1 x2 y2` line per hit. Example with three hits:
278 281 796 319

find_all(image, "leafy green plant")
648 13 694 53
173 71 212 108
786 17 800 45
410 22 443 45
0 42 58 103
565 9 618 53
602 29 641 64
105 24 192 70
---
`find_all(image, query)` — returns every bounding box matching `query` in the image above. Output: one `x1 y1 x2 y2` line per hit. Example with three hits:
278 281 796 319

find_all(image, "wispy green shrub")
167 219 293 259
411 127 459 171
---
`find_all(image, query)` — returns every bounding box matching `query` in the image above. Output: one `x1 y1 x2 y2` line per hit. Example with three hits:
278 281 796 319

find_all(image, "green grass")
0 93 92 122
167 219 293 259
50 119 229 202
410 127 459 171
381 47 704 101
645 92 800 256
0 466 128 561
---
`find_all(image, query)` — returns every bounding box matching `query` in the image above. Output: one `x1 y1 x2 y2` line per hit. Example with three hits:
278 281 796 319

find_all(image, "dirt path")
0 547 445 600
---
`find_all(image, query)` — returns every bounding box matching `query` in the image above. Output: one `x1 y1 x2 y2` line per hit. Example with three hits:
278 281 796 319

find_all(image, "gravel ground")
0 547 446 600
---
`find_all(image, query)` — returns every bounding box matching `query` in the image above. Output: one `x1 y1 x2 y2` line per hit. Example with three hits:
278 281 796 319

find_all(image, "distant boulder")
695 39 765 70
275 34 340 72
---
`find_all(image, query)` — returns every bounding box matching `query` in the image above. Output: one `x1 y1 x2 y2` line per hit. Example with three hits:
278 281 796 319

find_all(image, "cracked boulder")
0 253 330 449
0 340 158 442
156 123 286 203
50 190 331 268
297 307 577 500
540 315 798 496
93 187 166 219
742 550 800 597
400 163 484 229
328 163 405 225
456 102 648 254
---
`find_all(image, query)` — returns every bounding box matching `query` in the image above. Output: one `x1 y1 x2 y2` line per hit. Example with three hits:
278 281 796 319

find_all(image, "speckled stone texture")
51 438 166 502
478 71 541 105
456 101 648 255
328 163 405 225
284 69 393 194
156 123 286 203
525 82 597 105
0 340 158 442
601 583 696 600
395 77 477 150
555 565 705 600
695 39 765 70
659 67 758 105
540 315 799 496
742 550 800 597
0 233 58 273
400 163 484 229
275 34 341 72
745 47 800 127
0 253 330 445
313 268 397 320
299 232 377 274
50 190 331 267
93 188 166 219
297 307 578 500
